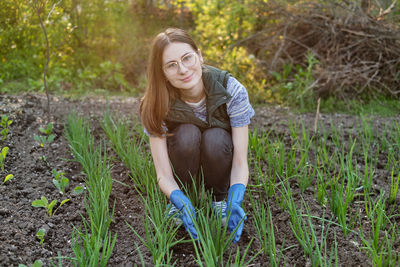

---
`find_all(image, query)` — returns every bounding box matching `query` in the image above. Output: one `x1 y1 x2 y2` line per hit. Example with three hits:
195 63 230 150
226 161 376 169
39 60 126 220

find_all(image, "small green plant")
34 134 55 147
39 122 53 136
389 167 400 204
0 146 9 172
32 196 70 217
2 174 14 184
18 259 43 267
0 115 12 142
52 169 69 194
36 228 46 246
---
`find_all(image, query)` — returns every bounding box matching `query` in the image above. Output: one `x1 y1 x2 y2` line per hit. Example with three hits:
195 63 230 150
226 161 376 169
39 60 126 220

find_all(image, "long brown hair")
139 28 199 137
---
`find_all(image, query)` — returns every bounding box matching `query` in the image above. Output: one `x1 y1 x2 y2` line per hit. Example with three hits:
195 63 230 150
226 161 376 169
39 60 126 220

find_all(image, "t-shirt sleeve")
226 76 255 127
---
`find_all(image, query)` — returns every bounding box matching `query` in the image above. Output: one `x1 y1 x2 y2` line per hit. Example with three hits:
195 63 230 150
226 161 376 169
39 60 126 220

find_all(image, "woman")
140 28 254 243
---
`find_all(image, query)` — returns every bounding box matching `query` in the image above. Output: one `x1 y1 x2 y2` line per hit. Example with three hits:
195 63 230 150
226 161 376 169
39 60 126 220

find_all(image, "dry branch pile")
247 0 400 100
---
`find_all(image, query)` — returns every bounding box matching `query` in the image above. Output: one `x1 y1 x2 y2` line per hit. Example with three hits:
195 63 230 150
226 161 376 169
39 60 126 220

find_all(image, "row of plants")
20 111 398 265
65 113 117 266
1 114 14 184
100 113 399 265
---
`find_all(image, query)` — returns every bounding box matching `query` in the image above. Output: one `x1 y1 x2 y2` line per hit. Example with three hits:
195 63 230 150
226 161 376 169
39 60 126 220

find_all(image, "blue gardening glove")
170 189 198 239
227 183 246 243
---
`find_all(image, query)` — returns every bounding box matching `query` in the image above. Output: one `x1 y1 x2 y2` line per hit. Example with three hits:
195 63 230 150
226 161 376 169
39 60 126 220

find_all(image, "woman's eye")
166 62 178 69
182 54 193 63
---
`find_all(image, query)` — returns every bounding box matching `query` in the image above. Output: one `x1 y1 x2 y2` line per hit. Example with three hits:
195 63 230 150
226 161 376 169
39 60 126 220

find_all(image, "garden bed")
0 93 398 266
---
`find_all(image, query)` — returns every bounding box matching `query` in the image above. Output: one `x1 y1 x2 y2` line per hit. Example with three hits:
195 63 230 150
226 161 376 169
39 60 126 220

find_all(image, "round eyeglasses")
163 52 197 76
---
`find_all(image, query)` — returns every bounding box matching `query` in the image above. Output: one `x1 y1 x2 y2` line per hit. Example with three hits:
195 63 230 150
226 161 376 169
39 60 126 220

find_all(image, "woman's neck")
179 81 206 103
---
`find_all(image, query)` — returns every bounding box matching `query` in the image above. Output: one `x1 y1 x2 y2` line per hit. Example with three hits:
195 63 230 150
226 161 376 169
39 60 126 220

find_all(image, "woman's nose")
178 62 189 74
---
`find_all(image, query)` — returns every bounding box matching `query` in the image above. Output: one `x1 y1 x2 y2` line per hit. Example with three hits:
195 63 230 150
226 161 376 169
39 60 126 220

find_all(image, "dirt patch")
0 93 398 266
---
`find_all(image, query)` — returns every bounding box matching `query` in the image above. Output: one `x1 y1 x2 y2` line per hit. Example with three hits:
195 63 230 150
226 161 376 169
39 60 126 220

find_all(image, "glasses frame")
163 52 198 75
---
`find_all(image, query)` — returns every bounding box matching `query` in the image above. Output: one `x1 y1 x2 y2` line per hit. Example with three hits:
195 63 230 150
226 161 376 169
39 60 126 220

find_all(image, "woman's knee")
201 128 233 159
168 124 201 154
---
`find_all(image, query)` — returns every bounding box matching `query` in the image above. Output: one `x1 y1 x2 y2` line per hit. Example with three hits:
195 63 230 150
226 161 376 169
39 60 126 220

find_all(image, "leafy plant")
32 196 70 217
2 174 14 184
18 259 43 267
39 122 53 136
52 169 69 195
0 146 9 172
34 134 55 147
36 228 46 246
0 115 12 141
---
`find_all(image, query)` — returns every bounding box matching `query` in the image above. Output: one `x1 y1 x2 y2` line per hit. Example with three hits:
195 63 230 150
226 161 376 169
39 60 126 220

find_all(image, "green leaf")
32 196 48 208
48 200 57 215
3 174 14 183
1 146 9 157
47 134 55 143
36 228 46 239
32 260 44 267
60 198 70 206
33 135 40 142
73 185 84 195
53 179 60 190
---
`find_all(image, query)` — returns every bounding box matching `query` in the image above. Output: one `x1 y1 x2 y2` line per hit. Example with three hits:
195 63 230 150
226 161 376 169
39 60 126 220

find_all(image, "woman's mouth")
181 74 193 82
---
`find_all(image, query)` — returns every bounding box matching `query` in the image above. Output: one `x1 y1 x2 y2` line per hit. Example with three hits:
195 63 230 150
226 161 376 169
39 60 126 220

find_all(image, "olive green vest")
164 65 232 132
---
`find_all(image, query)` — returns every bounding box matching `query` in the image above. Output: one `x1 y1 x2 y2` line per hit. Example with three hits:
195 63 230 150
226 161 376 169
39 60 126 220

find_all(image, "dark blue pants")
167 124 233 201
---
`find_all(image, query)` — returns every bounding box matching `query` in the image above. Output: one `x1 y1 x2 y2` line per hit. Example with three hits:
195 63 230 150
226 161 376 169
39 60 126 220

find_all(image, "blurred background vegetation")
1 0 400 114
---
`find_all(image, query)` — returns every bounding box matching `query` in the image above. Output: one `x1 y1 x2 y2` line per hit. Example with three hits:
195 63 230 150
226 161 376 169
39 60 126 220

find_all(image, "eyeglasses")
163 52 197 75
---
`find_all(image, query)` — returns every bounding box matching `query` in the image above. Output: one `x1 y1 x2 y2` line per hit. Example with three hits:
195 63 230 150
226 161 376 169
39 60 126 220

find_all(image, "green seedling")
389 167 400 204
0 115 12 142
72 185 84 195
0 146 9 172
34 134 55 147
36 228 46 246
52 169 69 194
18 260 43 267
32 196 70 217
2 174 14 184
39 122 53 136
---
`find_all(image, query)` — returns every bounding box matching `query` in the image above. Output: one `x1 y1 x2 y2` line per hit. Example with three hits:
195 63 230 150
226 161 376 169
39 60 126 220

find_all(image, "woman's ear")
198 49 204 64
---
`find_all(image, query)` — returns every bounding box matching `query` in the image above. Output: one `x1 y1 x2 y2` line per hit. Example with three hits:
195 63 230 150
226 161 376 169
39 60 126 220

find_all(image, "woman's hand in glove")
227 183 246 243
170 189 198 239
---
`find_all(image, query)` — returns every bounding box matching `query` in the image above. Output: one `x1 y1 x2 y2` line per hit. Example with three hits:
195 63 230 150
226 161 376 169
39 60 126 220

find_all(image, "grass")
59 108 400 266
65 113 116 266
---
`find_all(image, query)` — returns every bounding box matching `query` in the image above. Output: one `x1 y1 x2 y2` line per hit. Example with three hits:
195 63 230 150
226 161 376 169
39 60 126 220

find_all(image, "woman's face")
162 42 203 92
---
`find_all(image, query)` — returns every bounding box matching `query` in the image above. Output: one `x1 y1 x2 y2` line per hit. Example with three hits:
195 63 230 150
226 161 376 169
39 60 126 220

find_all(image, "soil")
0 93 398 267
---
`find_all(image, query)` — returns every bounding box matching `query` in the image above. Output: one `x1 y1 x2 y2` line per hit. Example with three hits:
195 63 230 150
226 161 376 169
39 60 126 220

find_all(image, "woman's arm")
229 126 249 186
149 136 180 197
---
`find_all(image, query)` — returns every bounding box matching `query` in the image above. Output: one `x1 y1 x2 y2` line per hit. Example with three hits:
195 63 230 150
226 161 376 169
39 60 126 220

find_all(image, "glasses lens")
164 62 178 75
182 53 196 68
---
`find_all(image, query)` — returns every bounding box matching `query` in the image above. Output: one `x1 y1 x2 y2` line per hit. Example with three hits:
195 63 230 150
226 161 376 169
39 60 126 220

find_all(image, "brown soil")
0 93 398 266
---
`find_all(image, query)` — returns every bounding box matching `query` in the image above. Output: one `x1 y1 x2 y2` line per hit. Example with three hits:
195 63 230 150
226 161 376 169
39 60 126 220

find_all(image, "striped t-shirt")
185 76 255 127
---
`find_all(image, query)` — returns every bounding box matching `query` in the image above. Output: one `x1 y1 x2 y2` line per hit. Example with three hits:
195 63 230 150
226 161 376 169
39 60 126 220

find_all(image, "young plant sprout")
32 196 70 217
36 228 46 246
0 146 9 172
39 122 53 136
2 174 14 184
34 134 55 147
0 115 12 142
52 169 69 194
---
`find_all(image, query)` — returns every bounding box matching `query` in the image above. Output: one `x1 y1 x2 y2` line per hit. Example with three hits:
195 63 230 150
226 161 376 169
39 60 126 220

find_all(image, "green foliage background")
1 0 399 114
